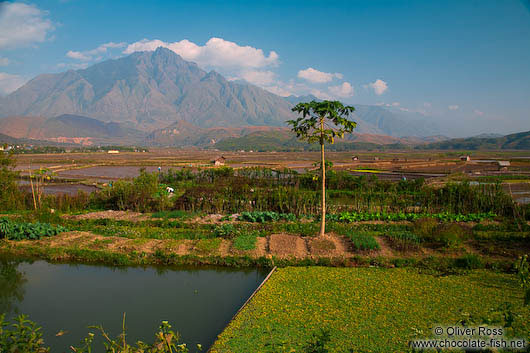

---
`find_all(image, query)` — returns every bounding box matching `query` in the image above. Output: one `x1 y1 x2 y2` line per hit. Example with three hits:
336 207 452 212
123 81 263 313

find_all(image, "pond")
0 258 268 352
56 166 174 181
17 180 98 195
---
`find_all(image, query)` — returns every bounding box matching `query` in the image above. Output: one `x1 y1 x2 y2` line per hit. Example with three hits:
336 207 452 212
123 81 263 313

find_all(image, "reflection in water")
0 258 267 352
0 258 27 314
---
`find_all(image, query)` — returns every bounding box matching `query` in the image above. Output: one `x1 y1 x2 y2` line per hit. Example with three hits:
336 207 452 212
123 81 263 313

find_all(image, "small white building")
460 155 471 162
107 150 120 154
212 156 226 166
498 161 510 171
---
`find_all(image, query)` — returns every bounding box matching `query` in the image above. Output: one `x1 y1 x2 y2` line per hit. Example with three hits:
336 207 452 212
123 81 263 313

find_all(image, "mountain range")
417 130 530 150
0 47 478 147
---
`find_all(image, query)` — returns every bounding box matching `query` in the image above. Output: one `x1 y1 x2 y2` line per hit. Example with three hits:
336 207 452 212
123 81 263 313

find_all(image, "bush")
92 170 171 212
413 217 438 238
0 314 48 353
455 254 484 269
0 152 21 211
213 223 237 238
432 223 469 248
0 314 196 353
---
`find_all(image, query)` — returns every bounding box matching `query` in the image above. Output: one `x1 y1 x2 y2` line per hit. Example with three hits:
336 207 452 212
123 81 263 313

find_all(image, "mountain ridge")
0 47 452 139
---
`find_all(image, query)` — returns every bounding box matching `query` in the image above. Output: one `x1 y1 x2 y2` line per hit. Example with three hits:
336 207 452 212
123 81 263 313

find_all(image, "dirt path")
373 236 395 258
9 229 491 262
65 210 150 222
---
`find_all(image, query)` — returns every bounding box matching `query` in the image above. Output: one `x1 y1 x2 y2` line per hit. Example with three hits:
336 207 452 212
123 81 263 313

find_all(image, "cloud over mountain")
297 67 343 83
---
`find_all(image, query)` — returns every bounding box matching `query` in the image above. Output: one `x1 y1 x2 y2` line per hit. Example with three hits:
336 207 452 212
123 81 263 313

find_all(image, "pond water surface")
0 258 267 352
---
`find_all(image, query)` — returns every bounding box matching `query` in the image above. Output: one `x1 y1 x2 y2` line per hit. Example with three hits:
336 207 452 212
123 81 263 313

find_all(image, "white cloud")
297 67 342 83
124 37 279 70
367 79 388 95
328 82 354 98
66 42 126 61
423 102 432 108
310 89 333 100
474 109 484 116
66 50 90 60
265 85 293 97
448 105 459 110
0 57 8 66
0 2 54 49
0 72 26 95
241 70 276 86
391 102 400 106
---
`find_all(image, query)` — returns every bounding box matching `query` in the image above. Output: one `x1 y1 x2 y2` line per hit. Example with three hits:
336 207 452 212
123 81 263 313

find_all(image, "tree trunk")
320 119 326 237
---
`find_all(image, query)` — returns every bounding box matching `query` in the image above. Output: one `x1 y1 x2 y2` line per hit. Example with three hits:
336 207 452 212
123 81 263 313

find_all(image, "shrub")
515 255 529 305
0 152 21 211
213 223 237 238
92 170 171 212
413 217 438 238
455 254 484 269
0 314 48 353
432 223 469 248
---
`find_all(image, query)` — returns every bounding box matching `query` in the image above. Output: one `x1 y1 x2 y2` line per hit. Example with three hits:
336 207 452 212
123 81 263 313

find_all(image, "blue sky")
0 0 529 136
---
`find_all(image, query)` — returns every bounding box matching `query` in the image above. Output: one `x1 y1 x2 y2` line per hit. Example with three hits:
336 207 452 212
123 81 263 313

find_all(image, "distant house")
212 156 226 166
460 155 470 162
498 161 510 171
352 156 359 161
107 150 120 154
373 157 379 161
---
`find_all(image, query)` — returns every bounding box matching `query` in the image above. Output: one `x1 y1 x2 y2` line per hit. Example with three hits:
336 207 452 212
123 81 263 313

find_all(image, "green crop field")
211 267 529 352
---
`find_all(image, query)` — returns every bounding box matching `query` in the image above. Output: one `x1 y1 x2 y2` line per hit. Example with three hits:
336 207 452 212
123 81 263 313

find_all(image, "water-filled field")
1 258 267 352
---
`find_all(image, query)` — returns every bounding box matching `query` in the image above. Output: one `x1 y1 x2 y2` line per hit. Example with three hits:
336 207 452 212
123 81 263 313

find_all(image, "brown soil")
65 210 150 221
308 233 350 257
269 233 308 258
192 214 224 224
373 236 395 258
252 236 269 258
218 239 232 257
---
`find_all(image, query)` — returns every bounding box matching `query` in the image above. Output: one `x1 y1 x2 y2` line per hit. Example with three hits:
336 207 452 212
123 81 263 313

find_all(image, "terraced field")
211 267 530 352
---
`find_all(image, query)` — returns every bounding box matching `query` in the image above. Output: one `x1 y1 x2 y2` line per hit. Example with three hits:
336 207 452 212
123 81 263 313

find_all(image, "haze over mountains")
0 47 468 147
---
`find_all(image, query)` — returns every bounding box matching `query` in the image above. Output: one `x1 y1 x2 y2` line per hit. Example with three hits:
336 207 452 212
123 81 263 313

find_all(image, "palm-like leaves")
288 100 356 236
287 100 356 144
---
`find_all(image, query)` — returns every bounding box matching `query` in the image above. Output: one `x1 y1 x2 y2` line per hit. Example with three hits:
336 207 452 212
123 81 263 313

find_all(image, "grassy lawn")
211 267 529 352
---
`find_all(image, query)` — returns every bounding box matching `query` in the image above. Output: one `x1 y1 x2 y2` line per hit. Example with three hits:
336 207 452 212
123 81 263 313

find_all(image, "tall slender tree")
288 100 356 236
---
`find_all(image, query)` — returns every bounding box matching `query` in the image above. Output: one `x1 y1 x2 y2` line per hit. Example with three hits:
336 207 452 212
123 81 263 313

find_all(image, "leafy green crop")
327 211 496 223
238 211 297 223
345 231 380 251
386 231 421 251
0 218 67 240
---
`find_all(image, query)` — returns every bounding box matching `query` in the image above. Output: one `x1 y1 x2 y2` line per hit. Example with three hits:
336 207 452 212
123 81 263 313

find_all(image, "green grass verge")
211 267 529 352
233 234 257 251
